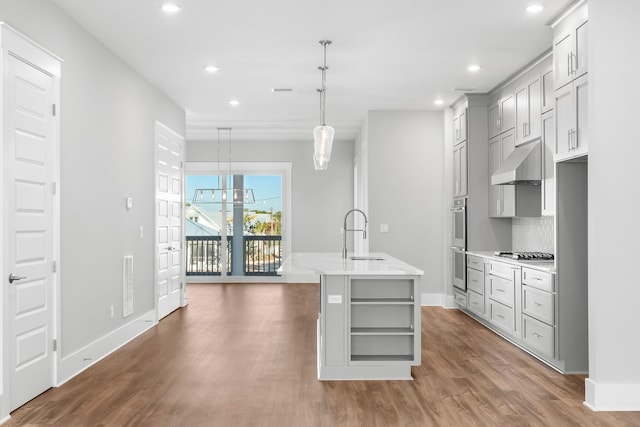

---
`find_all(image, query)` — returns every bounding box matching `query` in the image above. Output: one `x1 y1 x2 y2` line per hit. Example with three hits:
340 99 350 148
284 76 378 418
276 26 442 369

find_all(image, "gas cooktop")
493 251 554 261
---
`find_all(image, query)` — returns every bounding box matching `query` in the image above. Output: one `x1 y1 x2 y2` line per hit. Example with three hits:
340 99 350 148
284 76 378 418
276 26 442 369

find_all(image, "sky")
186 174 282 213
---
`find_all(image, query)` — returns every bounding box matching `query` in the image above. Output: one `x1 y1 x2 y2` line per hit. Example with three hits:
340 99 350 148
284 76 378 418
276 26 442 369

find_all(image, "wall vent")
123 255 134 317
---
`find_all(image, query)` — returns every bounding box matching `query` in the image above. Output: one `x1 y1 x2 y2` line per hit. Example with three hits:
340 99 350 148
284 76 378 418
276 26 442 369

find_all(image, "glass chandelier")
192 127 255 204
313 40 334 171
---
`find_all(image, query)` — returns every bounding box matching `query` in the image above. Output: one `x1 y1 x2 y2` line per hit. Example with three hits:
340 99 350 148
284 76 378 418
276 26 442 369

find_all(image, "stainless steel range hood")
491 139 541 185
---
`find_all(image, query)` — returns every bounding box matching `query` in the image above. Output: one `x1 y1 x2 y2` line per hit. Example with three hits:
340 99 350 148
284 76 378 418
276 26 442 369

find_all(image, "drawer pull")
532 332 543 339
471 279 478 283
497 314 505 319
533 302 543 307
496 289 506 293
531 277 543 281
471 301 479 306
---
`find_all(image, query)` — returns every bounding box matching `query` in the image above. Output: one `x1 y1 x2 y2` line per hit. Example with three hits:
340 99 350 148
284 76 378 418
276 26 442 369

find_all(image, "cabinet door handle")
497 314 506 319
567 53 572 76
571 52 577 74
498 117 501 130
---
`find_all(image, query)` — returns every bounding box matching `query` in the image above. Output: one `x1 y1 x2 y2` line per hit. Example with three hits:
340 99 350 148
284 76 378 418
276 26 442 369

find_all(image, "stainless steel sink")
349 256 385 261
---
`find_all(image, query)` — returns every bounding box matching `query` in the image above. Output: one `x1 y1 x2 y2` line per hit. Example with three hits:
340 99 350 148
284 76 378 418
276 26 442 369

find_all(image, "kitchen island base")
278 253 423 381
318 273 421 381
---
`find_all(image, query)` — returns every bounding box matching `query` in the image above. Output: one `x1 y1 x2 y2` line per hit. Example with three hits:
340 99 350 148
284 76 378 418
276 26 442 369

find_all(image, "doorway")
154 122 185 320
1 24 62 412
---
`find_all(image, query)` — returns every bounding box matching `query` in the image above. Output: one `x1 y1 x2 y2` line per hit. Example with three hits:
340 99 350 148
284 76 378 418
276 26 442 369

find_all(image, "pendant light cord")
318 40 331 126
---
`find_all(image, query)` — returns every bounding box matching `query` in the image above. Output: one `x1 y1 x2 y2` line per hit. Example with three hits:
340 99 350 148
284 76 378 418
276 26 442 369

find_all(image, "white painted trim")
281 273 320 284
420 293 444 306
0 23 63 76
0 415 10 425
419 293 459 308
442 294 458 309
584 378 640 411
57 310 157 386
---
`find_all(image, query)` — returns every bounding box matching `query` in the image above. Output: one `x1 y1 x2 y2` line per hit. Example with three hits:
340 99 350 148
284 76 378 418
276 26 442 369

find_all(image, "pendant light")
192 128 255 204
313 40 334 171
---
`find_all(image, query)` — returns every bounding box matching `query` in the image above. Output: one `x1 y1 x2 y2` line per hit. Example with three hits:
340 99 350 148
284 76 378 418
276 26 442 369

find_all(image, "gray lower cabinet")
457 255 586 373
466 254 485 317
521 267 556 360
487 260 521 338
319 274 421 380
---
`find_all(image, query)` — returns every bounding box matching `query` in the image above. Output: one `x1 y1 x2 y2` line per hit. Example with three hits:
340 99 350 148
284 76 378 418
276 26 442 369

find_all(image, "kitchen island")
278 253 424 380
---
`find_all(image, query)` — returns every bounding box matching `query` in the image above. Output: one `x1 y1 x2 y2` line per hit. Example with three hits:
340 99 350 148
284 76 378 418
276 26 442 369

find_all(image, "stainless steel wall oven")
451 197 467 291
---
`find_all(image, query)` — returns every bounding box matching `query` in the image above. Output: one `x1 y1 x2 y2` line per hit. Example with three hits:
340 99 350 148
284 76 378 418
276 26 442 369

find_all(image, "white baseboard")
281 273 320 284
57 310 157 385
0 414 10 425
421 293 458 308
584 378 640 411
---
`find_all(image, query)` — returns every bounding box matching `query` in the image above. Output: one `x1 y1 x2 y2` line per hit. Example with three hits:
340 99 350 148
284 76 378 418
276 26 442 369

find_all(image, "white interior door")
155 122 184 319
4 54 56 410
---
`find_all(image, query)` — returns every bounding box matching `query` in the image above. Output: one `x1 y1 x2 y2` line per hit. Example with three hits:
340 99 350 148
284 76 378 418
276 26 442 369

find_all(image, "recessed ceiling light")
161 3 182 14
205 65 219 73
434 99 444 106
468 64 481 72
526 4 544 14
229 99 240 107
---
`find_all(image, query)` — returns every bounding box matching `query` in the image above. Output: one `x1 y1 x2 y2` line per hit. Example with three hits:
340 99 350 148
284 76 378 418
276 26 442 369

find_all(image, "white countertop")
467 250 556 273
278 252 424 276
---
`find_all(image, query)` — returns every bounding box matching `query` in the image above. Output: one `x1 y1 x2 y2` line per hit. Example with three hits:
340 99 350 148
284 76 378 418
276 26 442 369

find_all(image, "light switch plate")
126 197 133 209
380 224 389 233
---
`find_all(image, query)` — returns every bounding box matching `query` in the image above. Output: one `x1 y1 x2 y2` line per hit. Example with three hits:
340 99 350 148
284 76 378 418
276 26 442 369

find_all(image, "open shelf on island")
350 298 414 305
351 354 414 362
350 327 414 335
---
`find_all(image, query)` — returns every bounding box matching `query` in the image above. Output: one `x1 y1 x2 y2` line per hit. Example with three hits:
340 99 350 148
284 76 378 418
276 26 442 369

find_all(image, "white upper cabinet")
453 141 468 197
552 1 588 161
488 94 515 139
541 67 554 113
453 105 467 146
514 75 542 147
488 132 516 218
554 74 588 161
552 2 588 90
541 111 555 216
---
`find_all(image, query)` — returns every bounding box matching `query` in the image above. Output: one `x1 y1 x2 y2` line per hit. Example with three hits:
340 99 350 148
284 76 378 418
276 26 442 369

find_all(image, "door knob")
9 273 26 284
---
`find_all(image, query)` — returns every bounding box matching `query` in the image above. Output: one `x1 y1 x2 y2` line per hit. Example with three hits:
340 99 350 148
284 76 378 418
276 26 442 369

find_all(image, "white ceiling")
51 0 571 142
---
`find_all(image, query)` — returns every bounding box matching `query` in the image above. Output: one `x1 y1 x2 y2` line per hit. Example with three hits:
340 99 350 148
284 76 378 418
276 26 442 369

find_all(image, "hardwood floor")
7 283 640 426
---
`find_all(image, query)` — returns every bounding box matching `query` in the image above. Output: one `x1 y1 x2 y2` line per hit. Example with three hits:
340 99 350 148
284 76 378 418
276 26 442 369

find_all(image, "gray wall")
187 139 354 253
0 0 186 356
366 111 445 295
586 0 640 409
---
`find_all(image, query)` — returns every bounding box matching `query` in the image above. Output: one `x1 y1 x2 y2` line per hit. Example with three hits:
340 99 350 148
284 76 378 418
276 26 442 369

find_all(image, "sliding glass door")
185 163 290 280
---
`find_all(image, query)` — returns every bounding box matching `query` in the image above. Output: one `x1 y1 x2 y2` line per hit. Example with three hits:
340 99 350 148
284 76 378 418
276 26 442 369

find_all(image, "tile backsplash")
512 217 554 253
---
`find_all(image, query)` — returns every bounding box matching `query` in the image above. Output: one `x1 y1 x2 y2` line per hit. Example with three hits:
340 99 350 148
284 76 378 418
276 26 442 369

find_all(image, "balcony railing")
186 235 282 276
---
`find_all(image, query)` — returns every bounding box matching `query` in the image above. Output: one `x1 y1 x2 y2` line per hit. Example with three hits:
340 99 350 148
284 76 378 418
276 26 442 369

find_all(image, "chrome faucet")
342 208 368 259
